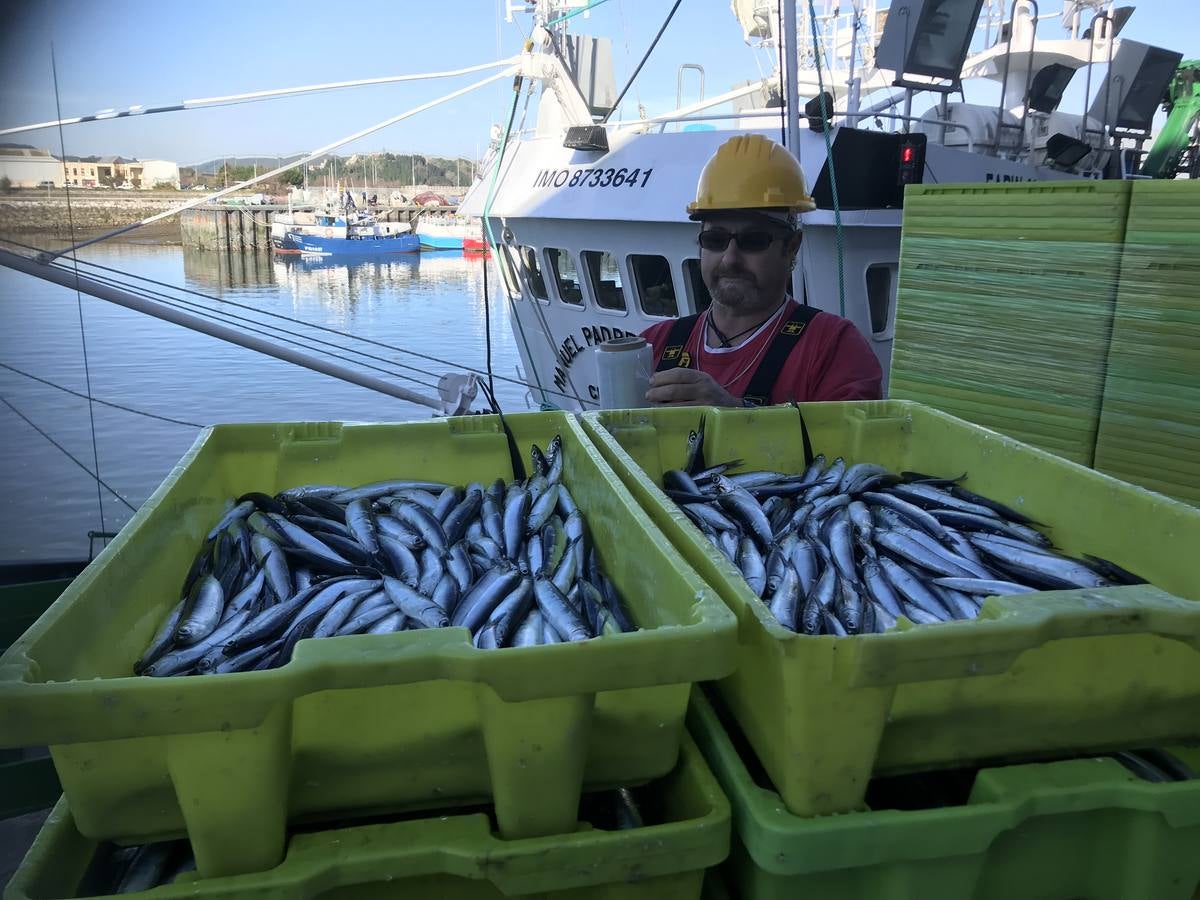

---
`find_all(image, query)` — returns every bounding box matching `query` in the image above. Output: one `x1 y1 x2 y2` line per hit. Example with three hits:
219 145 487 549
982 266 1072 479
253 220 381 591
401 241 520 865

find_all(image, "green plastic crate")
581 402 1200 816
890 181 1132 466
4 732 730 900
1 579 69 820
689 689 1200 900
1095 180 1200 506
0 414 737 877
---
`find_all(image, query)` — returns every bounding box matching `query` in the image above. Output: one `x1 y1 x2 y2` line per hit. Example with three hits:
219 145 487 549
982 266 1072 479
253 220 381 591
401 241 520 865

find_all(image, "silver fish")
443 489 483 545
433 485 465 523
450 565 521 633
150 610 251 677
487 577 535 648
932 577 1038 596
714 476 773 549
384 575 451 629
345 499 382 559
861 560 904 618
767 564 801 631
737 537 767 597
503 487 531 560
366 610 406 635
877 557 952 621
207 499 256 541
250 533 292 600
970 535 1109 589
135 599 186 674
862 491 950 542
534 576 591 642
332 480 451 504
175 574 224 646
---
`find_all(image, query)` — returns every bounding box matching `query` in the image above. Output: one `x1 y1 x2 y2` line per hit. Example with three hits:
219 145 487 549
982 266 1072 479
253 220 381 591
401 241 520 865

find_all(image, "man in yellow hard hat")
642 133 882 407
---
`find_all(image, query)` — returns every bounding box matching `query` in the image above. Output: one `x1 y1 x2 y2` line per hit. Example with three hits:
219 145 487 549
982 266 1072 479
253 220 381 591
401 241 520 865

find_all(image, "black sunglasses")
697 228 784 253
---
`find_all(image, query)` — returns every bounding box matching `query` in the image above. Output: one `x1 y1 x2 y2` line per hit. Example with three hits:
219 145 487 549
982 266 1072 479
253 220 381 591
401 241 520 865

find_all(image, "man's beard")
711 267 762 308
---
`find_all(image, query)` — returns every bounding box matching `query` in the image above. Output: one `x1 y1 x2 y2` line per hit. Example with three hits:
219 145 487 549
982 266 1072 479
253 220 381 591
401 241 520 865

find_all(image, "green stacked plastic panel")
3 733 730 900
1094 180 1200 506
889 181 1132 466
689 690 1200 900
0 414 738 878
582 402 1200 817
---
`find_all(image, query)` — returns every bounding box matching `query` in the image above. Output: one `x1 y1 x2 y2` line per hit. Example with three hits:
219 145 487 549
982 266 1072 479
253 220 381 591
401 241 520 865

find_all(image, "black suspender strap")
654 314 703 372
740 305 820 407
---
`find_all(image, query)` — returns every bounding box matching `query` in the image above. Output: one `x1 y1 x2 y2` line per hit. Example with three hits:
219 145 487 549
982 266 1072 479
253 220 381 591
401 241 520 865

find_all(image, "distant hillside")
183 152 478 187
187 154 308 175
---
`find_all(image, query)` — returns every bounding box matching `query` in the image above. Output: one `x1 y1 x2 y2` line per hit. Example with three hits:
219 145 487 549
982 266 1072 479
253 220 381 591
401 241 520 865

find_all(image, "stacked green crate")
4 735 731 900
0 414 738 878
583 402 1200 819
689 690 1200 900
1094 180 1200 505
890 182 1131 466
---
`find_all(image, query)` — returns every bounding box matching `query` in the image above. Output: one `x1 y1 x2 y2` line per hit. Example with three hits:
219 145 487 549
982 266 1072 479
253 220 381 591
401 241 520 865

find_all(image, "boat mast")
783 1 804 157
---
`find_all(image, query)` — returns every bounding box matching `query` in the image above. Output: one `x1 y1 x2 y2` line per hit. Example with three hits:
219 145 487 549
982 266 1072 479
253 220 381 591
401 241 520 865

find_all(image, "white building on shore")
4 145 180 190
137 159 180 189
58 154 181 189
0 145 63 188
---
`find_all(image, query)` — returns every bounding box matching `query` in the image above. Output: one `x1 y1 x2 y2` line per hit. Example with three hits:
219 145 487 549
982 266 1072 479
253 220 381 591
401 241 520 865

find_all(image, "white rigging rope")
0 235 585 406
39 64 522 262
0 361 202 427
0 58 520 139
0 246 447 410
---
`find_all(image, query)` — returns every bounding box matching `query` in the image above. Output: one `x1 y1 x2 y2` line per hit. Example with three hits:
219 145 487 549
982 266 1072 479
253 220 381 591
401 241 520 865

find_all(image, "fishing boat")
271 208 419 256
460 0 1197 409
415 212 489 252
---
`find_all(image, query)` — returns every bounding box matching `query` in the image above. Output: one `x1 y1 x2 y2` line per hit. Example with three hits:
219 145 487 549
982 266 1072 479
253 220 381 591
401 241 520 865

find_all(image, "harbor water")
0 241 526 562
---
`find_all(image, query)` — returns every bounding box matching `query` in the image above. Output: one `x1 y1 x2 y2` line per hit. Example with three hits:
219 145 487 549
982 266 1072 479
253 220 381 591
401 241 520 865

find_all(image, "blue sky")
0 0 1195 165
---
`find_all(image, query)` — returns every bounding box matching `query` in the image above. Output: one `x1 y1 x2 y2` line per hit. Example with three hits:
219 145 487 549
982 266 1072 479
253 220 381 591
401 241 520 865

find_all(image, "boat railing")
600 108 976 154
837 112 978 155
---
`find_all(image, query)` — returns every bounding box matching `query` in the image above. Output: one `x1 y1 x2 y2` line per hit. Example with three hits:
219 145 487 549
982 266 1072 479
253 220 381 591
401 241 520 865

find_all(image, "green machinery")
1142 60 1200 179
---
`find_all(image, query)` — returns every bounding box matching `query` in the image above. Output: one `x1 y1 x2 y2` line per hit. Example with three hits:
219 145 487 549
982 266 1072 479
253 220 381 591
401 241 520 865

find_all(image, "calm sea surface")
0 241 525 561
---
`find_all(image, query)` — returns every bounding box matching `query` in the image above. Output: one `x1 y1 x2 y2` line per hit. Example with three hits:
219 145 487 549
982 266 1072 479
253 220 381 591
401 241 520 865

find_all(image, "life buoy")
324 227 334 238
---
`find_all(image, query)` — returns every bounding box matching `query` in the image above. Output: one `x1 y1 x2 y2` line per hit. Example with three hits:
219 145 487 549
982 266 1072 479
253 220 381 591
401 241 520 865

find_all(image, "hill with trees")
182 152 477 189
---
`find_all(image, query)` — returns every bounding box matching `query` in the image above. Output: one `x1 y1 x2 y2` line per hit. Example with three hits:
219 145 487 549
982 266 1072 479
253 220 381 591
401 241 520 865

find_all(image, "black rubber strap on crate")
790 400 815 469
497 411 526 482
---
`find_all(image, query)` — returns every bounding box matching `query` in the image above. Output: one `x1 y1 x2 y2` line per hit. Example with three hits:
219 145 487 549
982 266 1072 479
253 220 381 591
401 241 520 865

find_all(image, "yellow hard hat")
687 133 816 219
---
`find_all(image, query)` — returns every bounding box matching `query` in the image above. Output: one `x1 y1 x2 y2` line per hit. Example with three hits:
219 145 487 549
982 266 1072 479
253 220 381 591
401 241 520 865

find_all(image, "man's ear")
784 230 803 260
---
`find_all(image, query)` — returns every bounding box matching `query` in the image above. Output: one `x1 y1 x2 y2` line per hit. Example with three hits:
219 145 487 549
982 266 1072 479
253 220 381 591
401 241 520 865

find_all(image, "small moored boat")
272 209 419 256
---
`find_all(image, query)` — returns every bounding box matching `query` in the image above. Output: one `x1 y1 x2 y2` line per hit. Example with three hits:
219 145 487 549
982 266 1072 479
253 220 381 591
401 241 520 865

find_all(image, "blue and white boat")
272 209 419 256
414 213 486 252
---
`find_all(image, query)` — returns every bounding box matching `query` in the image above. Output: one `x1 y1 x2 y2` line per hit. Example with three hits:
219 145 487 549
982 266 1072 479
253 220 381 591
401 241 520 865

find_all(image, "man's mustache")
716 267 756 283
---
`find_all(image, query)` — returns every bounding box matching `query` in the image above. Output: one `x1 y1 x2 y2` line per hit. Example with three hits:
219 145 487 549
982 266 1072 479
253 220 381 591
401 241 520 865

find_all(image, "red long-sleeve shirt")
641 299 883 403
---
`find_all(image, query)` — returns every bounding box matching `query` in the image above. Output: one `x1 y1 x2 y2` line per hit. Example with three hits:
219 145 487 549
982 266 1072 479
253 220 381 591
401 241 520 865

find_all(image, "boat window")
516 245 548 302
581 250 627 312
629 254 678 317
683 259 712 314
546 248 585 307
497 245 522 300
865 263 895 338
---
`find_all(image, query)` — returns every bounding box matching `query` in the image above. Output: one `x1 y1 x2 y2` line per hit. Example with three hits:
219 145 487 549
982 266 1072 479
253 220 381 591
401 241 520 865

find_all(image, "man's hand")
646 368 739 407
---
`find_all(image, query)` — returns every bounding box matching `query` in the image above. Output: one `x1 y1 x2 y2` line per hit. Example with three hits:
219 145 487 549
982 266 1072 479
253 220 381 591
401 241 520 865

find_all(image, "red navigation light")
896 135 926 190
